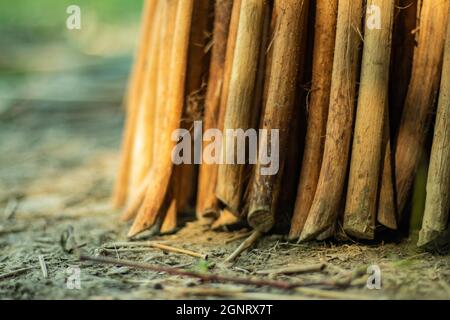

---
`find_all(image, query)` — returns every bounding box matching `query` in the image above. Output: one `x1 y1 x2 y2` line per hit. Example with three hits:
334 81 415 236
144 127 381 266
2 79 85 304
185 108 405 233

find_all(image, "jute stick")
392 0 449 218
128 2 163 196
215 0 267 215
344 0 395 239
121 0 177 222
377 111 397 230
418 4 450 247
300 0 363 241
289 0 338 240
172 0 211 217
128 0 195 238
196 0 234 219
112 0 158 208
247 0 310 233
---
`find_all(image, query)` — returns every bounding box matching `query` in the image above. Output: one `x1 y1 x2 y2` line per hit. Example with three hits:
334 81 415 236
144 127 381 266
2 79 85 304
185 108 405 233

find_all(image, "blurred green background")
0 0 144 110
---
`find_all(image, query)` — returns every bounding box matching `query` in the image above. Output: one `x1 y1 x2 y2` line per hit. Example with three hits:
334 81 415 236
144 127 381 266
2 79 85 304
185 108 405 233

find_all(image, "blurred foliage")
0 0 143 30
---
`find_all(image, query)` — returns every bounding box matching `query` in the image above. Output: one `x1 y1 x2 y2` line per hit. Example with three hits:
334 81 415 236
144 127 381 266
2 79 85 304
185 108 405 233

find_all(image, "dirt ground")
1 59 450 300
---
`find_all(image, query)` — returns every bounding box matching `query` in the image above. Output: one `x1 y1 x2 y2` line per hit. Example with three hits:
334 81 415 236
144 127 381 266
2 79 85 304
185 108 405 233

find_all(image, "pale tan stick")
128 1 163 196
247 0 310 233
392 0 449 218
112 0 158 208
102 241 208 260
299 0 363 241
121 0 185 223
128 0 195 237
256 263 327 275
196 0 234 219
344 0 395 240
150 243 208 260
289 0 338 240
418 3 450 247
215 0 267 215
224 230 262 263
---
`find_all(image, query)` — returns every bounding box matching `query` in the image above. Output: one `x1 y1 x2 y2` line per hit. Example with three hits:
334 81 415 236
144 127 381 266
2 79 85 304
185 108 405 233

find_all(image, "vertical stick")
128 0 195 238
289 0 338 240
128 2 163 196
300 0 363 241
247 0 310 233
344 0 395 239
196 0 234 219
112 0 158 207
393 0 449 218
377 111 397 230
215 0 267 215
418 3 450 247
172 0 211 216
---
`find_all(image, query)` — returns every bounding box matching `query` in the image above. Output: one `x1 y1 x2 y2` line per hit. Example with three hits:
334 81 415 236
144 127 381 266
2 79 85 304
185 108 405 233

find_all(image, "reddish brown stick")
289 0 338 240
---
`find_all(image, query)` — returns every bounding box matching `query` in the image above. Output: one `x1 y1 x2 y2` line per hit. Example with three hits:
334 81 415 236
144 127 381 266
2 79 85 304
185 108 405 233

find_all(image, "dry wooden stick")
289 0 338 240
79 253 345 290
247 0 309 233
120 1 177 222
224 230 262 263
112 0 158 208
377 112 397 230
128 0 195 237
128 1 163 196
215 0 267 215
256 263 327 275
418 4 450 247
299 0 363 241
150 242 208 260
344 0 395 239
172 0 211 218
38 255 48 279
196 0 234 219
391 0 450 218
102 241 208 259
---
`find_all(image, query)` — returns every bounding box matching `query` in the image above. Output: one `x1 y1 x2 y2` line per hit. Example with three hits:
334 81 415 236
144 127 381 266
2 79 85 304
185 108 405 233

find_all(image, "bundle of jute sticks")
112 0 450 249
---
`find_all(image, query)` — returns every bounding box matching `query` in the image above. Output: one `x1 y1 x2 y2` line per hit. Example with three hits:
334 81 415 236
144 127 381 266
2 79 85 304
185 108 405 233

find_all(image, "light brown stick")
418 3 450 247
300 0 363 241
215 0 267 215
392 0 449 218
128 2 163 196
196 0 234 219
112 0 158 208
344 0 395 239
289 0 338 240
128 0 195 237
247 0 310 233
